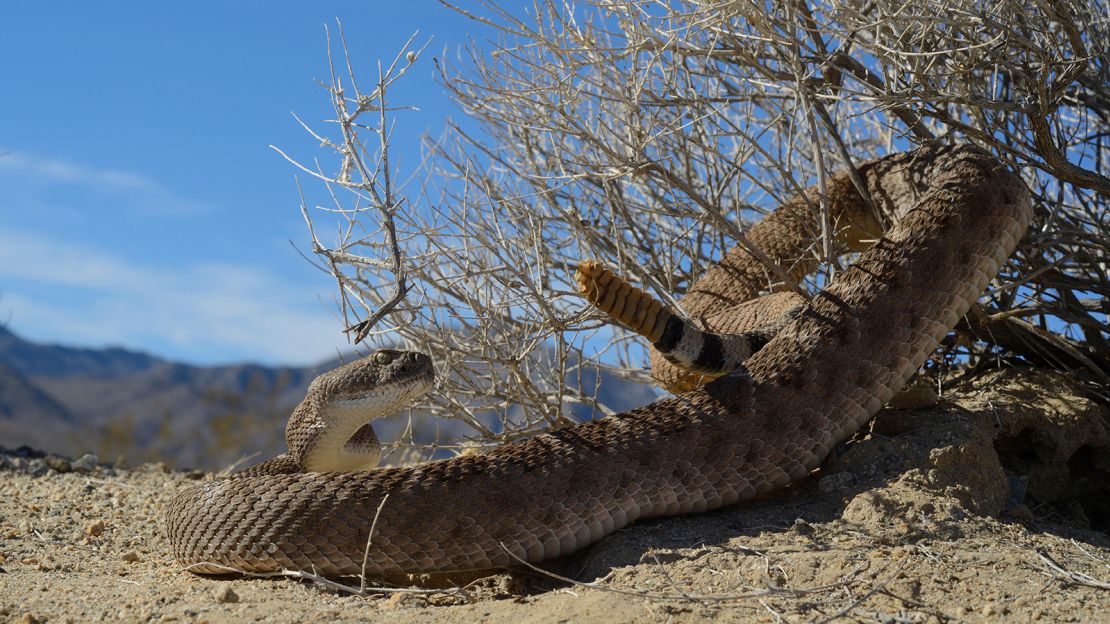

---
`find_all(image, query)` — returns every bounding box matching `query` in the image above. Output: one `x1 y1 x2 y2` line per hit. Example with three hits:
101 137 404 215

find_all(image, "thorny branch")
272 21 429 347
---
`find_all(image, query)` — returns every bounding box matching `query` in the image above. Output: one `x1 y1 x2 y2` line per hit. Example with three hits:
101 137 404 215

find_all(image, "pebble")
73 453 99 472
382 593 412 610
215 584 239 604
85 520 106 537
27 459 49 477
44 455 72 473
791 518 816 536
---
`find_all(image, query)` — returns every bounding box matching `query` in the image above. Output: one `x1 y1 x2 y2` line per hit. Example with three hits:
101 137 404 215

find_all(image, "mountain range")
0 326 658 471
0 325 325 470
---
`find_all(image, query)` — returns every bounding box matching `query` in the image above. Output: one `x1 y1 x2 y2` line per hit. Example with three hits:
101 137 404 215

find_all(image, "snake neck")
282 398 375 472
284 375 433 472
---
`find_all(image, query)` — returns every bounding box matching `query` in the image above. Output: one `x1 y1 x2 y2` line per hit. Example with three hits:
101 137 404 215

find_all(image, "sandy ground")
2 368 1108 623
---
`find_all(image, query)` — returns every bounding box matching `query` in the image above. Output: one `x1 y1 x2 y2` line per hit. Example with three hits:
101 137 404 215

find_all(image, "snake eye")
373 351 393 365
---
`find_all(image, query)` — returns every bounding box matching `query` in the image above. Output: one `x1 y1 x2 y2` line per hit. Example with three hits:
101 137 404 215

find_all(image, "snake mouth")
404 368 436 400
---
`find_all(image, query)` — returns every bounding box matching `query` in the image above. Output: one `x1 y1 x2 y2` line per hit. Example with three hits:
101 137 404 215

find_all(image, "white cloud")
0 150 158 192
0 228 349 366
0 148 208 216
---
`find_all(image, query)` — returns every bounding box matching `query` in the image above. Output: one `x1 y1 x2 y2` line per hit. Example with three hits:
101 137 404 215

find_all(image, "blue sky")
0 2 492 366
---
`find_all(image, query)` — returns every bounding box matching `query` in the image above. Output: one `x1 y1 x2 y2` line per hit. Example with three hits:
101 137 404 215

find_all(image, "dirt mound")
2 368 1108 623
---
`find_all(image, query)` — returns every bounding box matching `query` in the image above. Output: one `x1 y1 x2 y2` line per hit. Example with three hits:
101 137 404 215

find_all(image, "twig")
359 493 390 593
814 562 902 624
1035 549 1110 590
181 562 470 598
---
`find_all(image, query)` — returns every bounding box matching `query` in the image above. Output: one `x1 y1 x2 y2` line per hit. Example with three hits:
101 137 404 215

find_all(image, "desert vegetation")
279 0 1107 457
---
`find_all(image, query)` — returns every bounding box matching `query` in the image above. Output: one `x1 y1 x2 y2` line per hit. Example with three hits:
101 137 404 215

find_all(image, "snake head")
309 350 435 408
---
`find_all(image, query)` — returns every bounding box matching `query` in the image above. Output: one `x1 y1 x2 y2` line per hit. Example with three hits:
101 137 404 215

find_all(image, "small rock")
73 453 99 472
382 592 411 610
26 459 49 477
791 518 815 537
215 584 239 604
44 455 72 473
121 551 140 563
85 520 106 537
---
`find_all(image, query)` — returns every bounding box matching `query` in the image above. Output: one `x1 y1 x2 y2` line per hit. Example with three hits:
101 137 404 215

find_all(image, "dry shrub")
283 1 1109 458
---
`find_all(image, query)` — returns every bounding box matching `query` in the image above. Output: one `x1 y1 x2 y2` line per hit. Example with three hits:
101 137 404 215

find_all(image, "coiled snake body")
166 144 1032 577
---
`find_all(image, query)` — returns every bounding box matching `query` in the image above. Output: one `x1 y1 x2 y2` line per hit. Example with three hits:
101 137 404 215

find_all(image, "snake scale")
166 143 1032 577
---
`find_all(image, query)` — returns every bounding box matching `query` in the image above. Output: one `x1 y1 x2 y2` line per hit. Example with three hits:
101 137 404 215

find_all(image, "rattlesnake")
166 143 1032 577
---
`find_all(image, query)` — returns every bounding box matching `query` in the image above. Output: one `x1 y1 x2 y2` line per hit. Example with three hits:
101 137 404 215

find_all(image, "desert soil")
2 368 1108 623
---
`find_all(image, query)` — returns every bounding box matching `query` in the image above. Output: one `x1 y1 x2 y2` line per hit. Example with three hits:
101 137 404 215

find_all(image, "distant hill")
0 361 75 450
0 326 162 378
0 326 659 471
0 325 327 470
